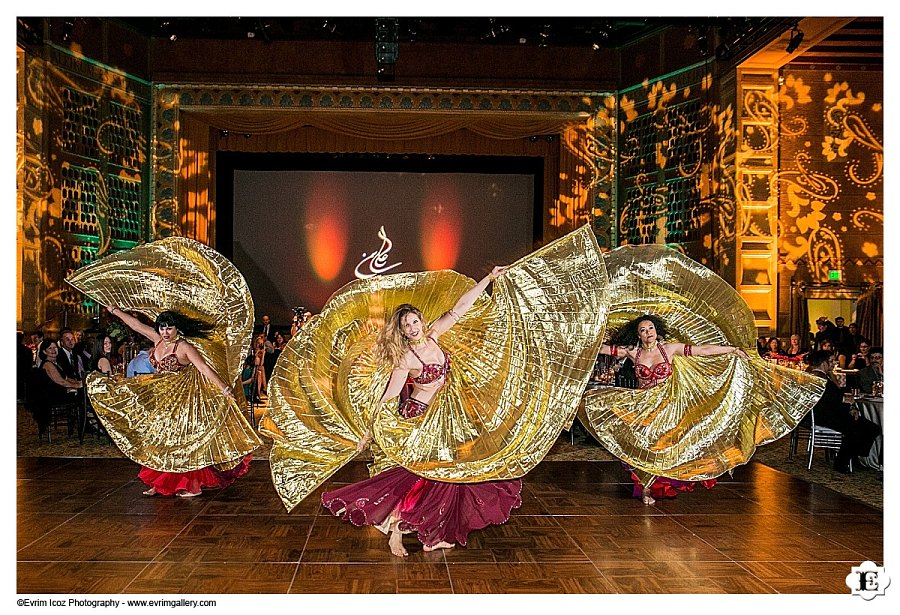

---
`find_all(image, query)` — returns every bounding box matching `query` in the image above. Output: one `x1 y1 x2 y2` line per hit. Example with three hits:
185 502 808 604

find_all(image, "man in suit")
805 350 880 473
257 314 275 342
857 347 884 395
57 328 85 380
833 316 853 355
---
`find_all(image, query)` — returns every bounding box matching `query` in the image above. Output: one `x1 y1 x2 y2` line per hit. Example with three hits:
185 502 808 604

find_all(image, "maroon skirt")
322 466 522 548
138 455 253 496
627 466 716 500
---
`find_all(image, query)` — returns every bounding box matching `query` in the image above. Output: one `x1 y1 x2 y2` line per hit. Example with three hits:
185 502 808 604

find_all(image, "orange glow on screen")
420 181 461 270
304 176 348 281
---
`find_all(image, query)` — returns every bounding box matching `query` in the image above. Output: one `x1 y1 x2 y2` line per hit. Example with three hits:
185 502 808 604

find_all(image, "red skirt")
138 455 253 496
628 467 716 500
322 466 522 548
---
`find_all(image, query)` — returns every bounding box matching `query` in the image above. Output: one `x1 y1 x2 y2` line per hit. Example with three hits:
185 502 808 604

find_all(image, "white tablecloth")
855 397 883 470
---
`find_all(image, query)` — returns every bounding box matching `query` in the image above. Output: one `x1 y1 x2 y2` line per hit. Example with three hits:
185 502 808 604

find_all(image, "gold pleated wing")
579 244 825 482
66 237 261 472
264 225 607 511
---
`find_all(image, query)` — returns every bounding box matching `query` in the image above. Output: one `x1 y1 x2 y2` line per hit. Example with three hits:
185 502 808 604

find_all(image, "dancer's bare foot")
142 487 157 496
176 490 201 498
388 531 408 557
642 494 655 506
423 541 455 552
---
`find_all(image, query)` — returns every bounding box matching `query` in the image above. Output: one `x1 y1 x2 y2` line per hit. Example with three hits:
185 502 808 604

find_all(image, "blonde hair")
375 303 424 366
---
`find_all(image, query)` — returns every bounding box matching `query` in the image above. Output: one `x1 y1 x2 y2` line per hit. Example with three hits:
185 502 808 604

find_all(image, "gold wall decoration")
16 44 152 333
615 64 735 273
776 69 883 328
735 69 780 328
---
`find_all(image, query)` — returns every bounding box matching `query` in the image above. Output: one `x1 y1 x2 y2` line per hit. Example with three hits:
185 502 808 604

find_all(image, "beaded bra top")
149 340 188 373
633 343 673 389
409 343 451 385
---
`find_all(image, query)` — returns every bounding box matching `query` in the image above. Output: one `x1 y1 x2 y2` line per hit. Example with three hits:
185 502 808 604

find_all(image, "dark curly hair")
155 310 214 339
609 314 670 347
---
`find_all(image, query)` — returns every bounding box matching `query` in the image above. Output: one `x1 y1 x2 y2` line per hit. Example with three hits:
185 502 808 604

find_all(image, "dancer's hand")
489 266 506 281
221 385 236 401
733 347 749 360
356 431 372 453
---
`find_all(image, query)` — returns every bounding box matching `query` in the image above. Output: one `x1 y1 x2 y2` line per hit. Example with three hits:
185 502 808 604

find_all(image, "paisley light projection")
263 225 607 511
777 70 883 285
579 244 825 485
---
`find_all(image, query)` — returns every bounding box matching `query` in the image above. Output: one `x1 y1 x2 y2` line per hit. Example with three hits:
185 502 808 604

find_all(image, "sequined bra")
634 343 673 389
149 340 188 373
409 343 450 385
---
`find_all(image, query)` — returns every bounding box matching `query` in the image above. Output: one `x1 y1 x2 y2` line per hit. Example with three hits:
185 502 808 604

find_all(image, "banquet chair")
789 409 851 471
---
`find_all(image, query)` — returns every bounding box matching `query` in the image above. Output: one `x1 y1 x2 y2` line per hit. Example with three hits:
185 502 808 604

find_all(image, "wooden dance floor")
17 457 882 594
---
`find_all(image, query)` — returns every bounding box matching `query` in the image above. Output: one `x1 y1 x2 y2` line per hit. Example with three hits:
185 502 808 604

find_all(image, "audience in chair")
804 350 880 473
857 347 883 395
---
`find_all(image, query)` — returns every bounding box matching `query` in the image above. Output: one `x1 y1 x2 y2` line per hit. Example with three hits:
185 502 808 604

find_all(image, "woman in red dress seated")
322 268 523 557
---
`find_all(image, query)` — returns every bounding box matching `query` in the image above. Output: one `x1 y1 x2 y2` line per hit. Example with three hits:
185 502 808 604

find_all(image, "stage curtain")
185 109 575 141
856 284 883 347
174 108 596 245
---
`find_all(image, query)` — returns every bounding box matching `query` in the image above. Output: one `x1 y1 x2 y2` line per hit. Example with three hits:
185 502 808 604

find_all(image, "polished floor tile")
16 457 883 594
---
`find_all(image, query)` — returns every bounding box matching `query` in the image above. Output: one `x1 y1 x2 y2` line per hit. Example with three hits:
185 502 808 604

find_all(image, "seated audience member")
805 350 881 473
785 334 804 357
28 339 84 437
857 347 883 395
126 338 156 377
240 355 256 402
839 338 871 370
763 337 783 359
846 322 864 353
74 330 93 371
90 334 121 375
756 335 768 357
263 338 277 382
57 327 86 380
274 330 288 351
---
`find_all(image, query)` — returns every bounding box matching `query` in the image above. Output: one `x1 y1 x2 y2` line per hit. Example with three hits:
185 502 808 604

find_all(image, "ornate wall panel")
735 69 780 328
777 68 883 330
152 85 614 248
615 63 735 268
17 45 152 332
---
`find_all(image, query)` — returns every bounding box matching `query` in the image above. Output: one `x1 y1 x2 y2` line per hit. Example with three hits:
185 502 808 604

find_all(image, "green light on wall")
828 269 841 281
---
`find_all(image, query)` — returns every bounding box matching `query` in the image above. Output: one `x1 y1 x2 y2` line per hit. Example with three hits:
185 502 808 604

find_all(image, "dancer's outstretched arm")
429 266 505 338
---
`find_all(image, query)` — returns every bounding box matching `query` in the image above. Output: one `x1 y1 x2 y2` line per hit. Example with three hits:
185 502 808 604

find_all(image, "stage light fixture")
375 18 399 82
538 24 551 47
786 24 804 54
61 18 75 42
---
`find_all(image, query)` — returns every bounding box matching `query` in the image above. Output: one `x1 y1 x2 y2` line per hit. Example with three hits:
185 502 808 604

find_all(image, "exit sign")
828 269 841 281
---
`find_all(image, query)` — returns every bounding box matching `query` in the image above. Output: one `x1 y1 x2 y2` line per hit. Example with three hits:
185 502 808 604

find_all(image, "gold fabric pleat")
66 237 261 472
579 244 825 482
263 225 607 511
